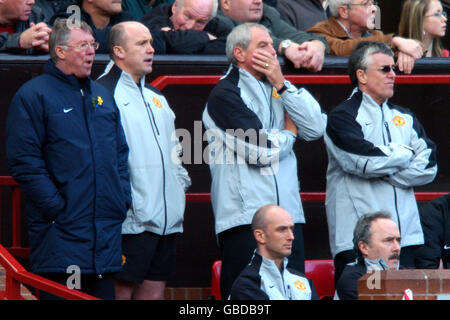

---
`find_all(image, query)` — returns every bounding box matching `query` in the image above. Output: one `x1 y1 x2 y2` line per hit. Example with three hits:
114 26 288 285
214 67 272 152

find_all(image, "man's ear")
253 229 266 244
356 69 367 85
55 45 66 61
233 46 246 63
113 45 125 60
337 5 350 20
221 0 231 12
358 241 369 257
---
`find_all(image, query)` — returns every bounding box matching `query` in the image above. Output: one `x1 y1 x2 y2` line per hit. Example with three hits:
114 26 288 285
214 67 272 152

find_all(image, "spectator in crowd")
122 0 174 20
277 0 328 31
5 19 131 299
415 194 449 269
35 0 77 22
336 212 402 300
324 41 437 285
0 0 51 53
141 0 230 54
97 21 191 300
217 0 329 72
230 205 319 300
307 0 425 74
398 0 448 57
50 0 136 53
202 23 325 299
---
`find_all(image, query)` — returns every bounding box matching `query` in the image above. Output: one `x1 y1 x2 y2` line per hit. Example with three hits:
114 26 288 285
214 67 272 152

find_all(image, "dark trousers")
218 223 305 300
36 273 115 300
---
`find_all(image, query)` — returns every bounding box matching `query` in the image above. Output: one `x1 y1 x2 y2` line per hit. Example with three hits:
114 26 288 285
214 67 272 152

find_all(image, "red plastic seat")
305 259 335 299
211 260 222 300
211 259 335 300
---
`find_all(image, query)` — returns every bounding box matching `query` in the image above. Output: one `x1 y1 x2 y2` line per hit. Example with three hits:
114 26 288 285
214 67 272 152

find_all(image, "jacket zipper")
381 108 402 234
141 91 168 235
81 88 100 276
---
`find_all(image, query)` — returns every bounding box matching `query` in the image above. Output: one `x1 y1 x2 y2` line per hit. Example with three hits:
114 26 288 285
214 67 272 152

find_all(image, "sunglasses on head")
376 65 397 73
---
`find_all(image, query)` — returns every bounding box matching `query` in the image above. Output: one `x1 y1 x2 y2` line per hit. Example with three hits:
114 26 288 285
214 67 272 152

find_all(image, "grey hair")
348 41 394 87
177 0 219 18
251 204 278 232
328 0 353 17
353 212 393 251
50 18 93 63
226 23 270 64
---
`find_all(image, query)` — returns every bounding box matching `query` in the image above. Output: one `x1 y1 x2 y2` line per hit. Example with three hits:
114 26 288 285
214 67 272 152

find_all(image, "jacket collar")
328 16 372 38
45 59 92 92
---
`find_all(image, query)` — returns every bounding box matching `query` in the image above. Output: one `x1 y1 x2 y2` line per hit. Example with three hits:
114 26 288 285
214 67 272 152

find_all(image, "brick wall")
358 269 450 300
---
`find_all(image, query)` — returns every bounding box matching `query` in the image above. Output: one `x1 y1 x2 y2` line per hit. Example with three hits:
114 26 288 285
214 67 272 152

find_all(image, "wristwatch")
280 39 292 56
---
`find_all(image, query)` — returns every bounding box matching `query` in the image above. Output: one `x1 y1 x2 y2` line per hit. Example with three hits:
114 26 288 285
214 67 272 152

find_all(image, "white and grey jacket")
230 251 318 300
324 88 437 257
202 64 325 235
98 62 191 235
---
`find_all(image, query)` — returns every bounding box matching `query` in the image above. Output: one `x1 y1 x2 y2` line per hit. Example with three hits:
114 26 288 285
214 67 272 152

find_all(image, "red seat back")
211 260 222 300
305 259 335 299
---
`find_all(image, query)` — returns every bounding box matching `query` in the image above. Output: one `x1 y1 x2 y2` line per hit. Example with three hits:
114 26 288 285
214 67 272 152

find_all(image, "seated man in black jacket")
336 212 402 300
50 0 144 53
141 0 230 54
0 0 51 53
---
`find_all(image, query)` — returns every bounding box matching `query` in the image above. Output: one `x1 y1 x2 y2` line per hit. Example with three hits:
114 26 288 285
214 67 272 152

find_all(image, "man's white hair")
328 0 352 17
177 0 219 18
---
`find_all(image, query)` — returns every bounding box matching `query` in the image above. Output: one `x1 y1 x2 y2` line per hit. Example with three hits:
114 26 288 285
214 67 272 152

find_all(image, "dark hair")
348 41 394 87
353 212 393 253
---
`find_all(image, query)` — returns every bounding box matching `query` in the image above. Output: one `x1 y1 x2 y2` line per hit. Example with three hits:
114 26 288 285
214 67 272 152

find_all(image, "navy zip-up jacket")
6 60 131 275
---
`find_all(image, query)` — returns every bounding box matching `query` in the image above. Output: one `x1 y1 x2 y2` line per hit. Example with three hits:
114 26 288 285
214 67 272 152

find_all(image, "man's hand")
396 51 416 74
392 37 424 60
297 40 325 72
19 22 52 51
284 112 298 136
251 48 286 91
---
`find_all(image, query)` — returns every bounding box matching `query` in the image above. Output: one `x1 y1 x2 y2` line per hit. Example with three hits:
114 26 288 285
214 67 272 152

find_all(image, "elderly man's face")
59 28 96 78
359 218 401 270
171 0 214 31
221 0 263 23
0 0 35 23
90 0 122 16
358 52 396 104
346 0 377 30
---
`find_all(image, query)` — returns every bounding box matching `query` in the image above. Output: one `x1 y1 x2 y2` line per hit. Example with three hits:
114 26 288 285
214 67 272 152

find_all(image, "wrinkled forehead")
68 28 95 44
367 52 394 67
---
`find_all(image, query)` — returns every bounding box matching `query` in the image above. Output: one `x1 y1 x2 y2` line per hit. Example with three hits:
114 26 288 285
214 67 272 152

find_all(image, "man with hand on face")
203 23 325 299
216 0 329 72
230 205 319 300
308 0 425 74
6 19 131 300
0 0 51 53
324 42 437 285
97 21 191 300
141 0 231 54
336 212 402 300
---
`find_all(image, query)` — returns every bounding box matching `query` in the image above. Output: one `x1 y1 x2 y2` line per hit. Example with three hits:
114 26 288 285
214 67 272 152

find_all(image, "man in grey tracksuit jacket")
324 42 437 283
202 23 325 299
97 21 191 300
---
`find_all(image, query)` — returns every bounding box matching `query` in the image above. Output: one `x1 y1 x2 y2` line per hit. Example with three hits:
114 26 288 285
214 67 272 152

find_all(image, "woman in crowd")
398 0 448 57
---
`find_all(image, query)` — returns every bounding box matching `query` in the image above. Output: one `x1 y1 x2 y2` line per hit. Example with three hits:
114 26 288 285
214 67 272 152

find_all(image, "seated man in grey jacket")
216 0 329 71
230 205 318 300
0 0 51 53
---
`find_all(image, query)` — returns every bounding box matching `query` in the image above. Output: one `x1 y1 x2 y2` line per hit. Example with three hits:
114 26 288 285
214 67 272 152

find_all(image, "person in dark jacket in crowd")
216 0 329 71
336 212 402 300
122 0 174 20
277 0 328 31
415 194 450 269
230 205 318 300
35 0 77 21
6 18 131 300
50 0 142 53
141 0 230 54
0 0 51 53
